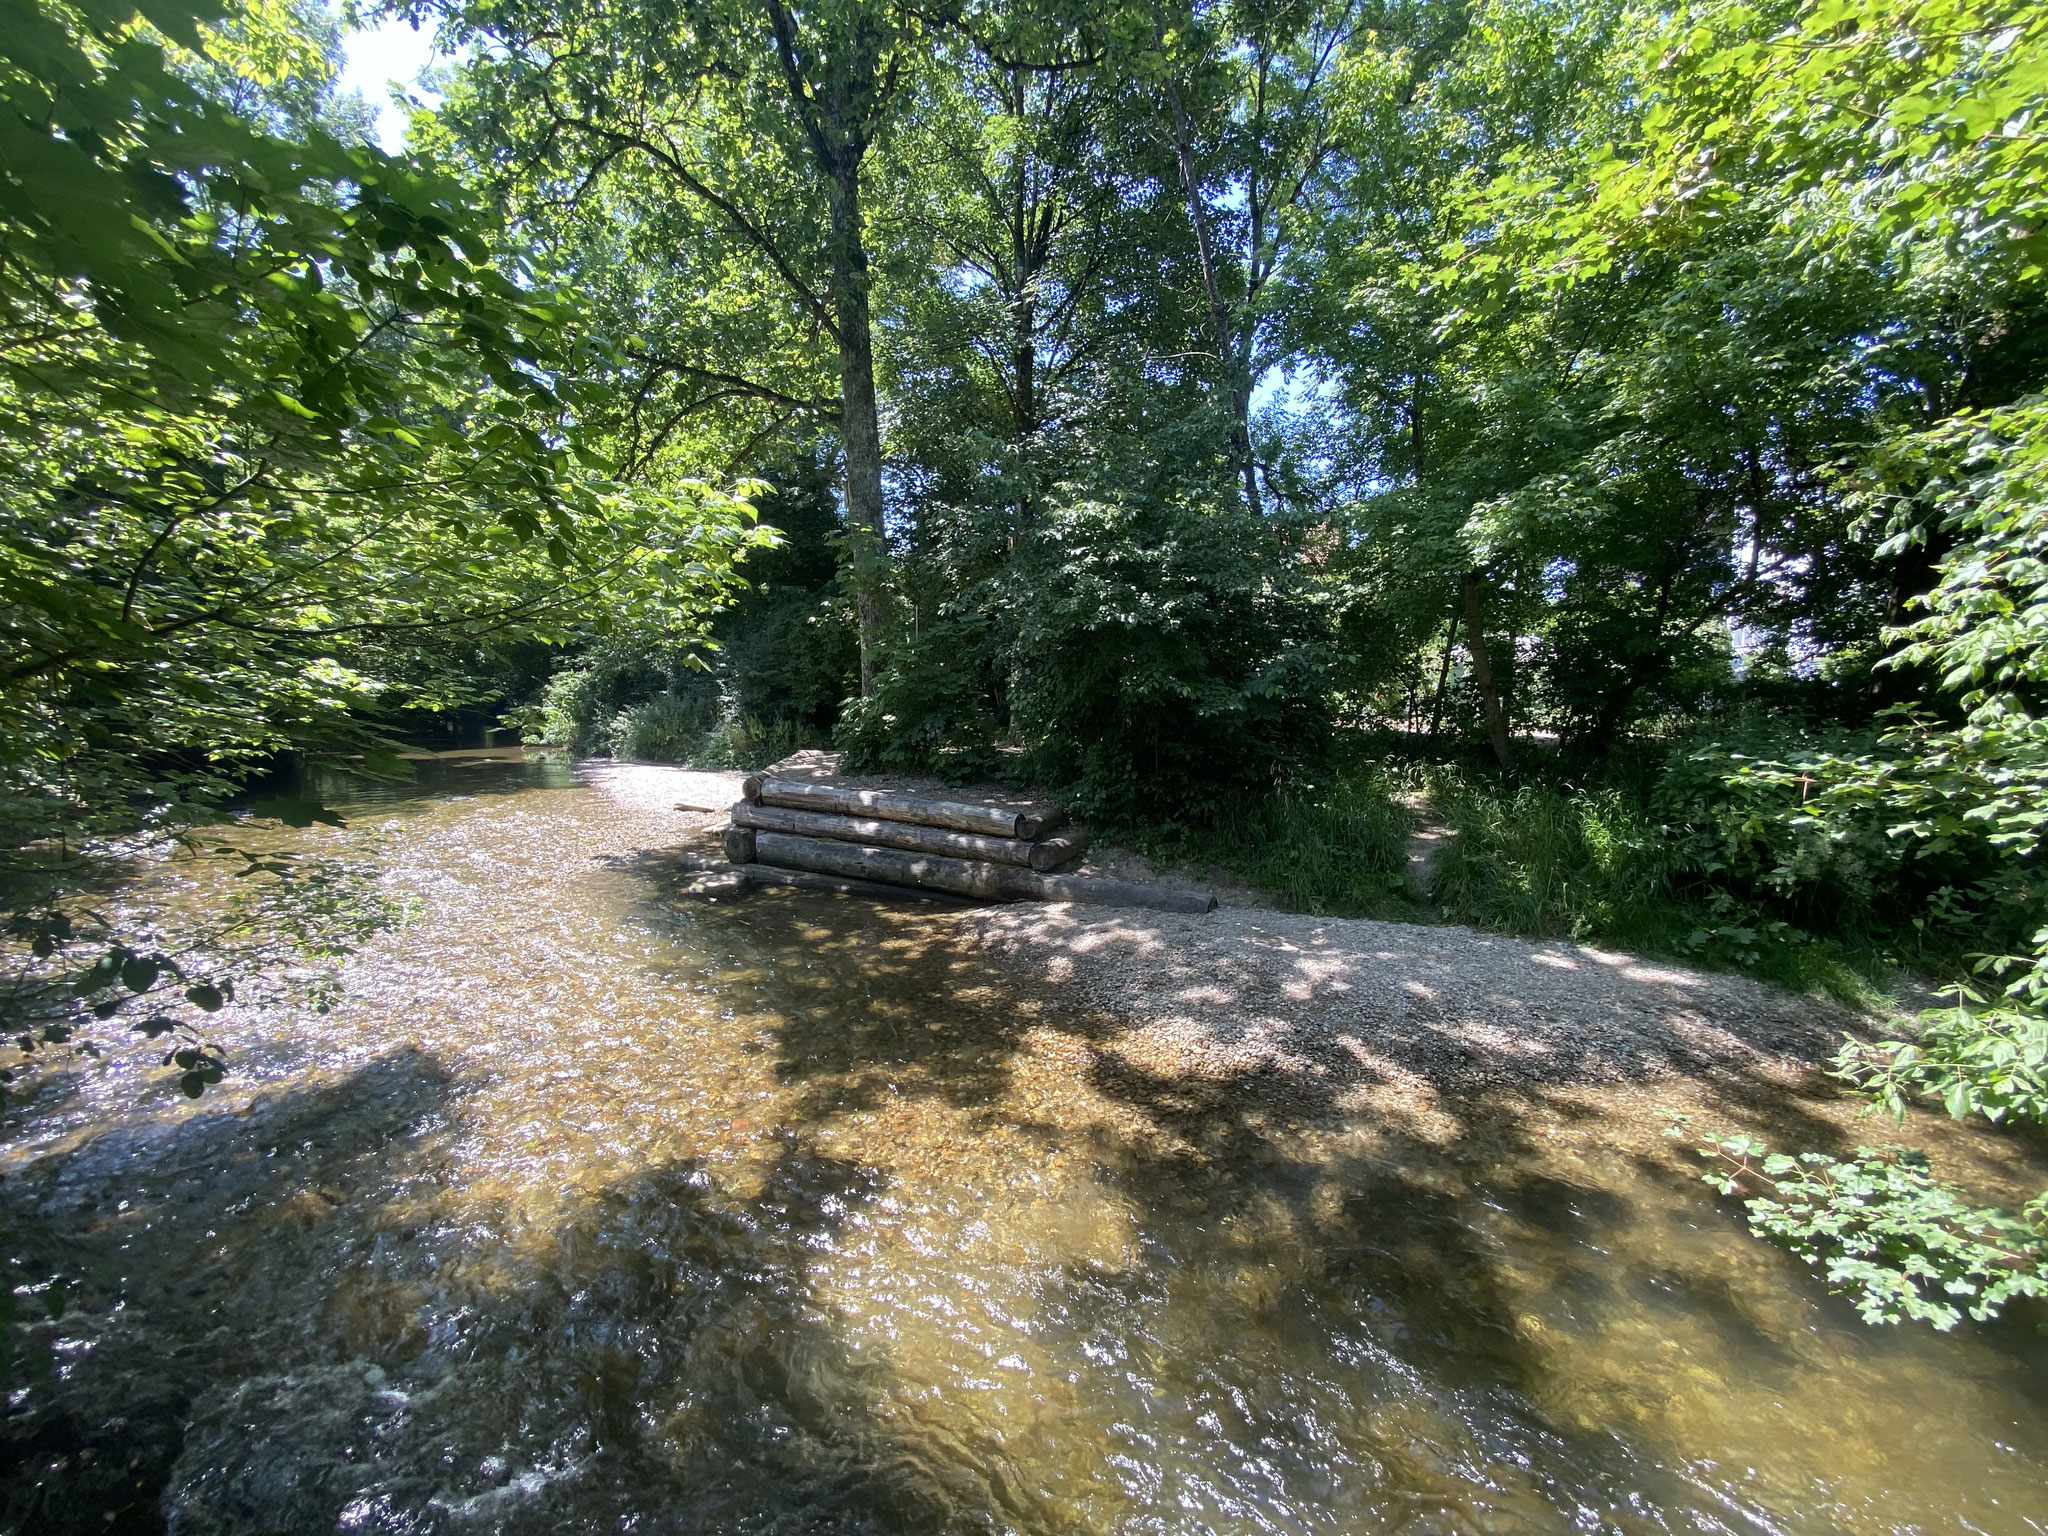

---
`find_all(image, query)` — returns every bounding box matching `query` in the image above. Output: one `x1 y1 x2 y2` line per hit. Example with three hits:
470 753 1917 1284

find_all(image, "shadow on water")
161 1140 1014 1536
673 889 2048 1532
5 1050 1049 1535
0 1049 457 1535
4 762 2047 1535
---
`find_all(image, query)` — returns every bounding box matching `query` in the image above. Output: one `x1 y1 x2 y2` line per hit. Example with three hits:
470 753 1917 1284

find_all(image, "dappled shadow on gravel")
952 903 1853 1099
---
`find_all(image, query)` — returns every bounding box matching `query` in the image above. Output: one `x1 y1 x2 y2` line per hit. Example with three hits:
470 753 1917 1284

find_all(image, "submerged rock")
0 1324 191 1536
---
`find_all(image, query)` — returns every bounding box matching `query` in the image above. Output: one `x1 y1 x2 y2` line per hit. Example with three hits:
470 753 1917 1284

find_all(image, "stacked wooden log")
722 775 1216 914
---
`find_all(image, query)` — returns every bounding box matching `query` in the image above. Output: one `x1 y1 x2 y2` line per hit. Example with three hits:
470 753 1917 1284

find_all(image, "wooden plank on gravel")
753 778 1067 840
999 868 1216 914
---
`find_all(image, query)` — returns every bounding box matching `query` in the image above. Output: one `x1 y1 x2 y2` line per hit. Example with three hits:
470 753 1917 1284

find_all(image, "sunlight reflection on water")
4 754 2045 1536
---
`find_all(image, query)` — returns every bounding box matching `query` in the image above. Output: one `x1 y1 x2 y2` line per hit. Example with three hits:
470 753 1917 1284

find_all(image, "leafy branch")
1674 1119 2048 1331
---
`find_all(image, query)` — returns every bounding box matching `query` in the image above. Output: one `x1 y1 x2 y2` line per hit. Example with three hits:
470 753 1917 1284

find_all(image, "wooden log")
738 864 967 903
1017 808 1069 841
1027 830 1089 872
753 832 1007 900
721 825 757 864
997 867 1217 914
664 851 965 904
740 773 766 803
735 801 1042 866
754 832 1215 913
756 779 1036 839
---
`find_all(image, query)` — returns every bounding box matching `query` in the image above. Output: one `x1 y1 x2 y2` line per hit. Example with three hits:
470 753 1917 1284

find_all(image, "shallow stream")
4 756 2046 1535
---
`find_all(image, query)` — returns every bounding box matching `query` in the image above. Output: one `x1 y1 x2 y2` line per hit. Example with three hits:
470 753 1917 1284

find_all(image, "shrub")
610 693 709 761
1008 495 1334 826
836 604 1011 783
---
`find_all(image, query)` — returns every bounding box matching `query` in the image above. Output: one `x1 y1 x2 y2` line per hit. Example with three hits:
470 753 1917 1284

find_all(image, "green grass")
1422 767 1905 1008
1128 769 1421 921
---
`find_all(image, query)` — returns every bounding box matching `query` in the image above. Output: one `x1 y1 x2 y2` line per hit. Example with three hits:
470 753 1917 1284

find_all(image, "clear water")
5 756 2046 1535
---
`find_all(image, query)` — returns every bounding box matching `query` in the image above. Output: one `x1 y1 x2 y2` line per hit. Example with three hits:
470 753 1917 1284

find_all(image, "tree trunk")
1427 605 1459 739
1012 290 1035 537
1460 569 1513 769
827 171 887 697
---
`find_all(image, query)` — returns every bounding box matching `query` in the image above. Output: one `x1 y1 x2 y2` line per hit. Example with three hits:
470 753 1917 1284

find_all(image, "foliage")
1838 999 2048 1127
1 816 413 1111
516 447 853 765
1681 1126 2048 1331
1152 769 1417 919
0 0 767 857
1008 495 1335 824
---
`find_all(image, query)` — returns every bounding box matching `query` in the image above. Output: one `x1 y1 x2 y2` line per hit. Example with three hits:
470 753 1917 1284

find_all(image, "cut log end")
1026 831 1090 872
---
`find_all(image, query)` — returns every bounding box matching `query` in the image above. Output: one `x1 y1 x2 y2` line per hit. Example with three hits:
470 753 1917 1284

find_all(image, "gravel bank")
948 903 1864 1098
611 757 1872 1099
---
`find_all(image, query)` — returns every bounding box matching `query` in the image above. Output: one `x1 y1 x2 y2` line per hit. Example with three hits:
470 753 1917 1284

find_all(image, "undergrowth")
1136 753 1937 1007
1122 768 1418 920
1422 767 1920 1007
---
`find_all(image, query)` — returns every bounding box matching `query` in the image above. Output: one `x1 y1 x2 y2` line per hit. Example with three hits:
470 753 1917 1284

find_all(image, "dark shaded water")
4 756 2046 1535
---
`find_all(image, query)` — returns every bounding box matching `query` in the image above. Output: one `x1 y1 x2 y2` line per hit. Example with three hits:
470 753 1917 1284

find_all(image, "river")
3 754 2045 1535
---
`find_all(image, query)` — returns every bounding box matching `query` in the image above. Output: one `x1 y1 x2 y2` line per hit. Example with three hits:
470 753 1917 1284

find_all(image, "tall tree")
1124 0 1360 515
884 20 1128 536
432 0 935 693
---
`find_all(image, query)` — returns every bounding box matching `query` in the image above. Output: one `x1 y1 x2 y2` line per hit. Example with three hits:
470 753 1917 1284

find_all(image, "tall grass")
1424 768 1894 1005
1136 770 1420 920
1427 776 1681 944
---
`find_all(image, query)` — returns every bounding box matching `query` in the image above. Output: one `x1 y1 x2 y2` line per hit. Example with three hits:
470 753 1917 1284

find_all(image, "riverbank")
3 756 2043 1536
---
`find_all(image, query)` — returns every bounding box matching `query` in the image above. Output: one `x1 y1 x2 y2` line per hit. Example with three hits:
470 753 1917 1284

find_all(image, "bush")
519 642 706 754
1009 495 1334 826
610 692 709 761
836 604 1011 783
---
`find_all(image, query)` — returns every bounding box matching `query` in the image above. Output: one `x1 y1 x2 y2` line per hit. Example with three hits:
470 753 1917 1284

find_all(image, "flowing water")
4 755 2046 1535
